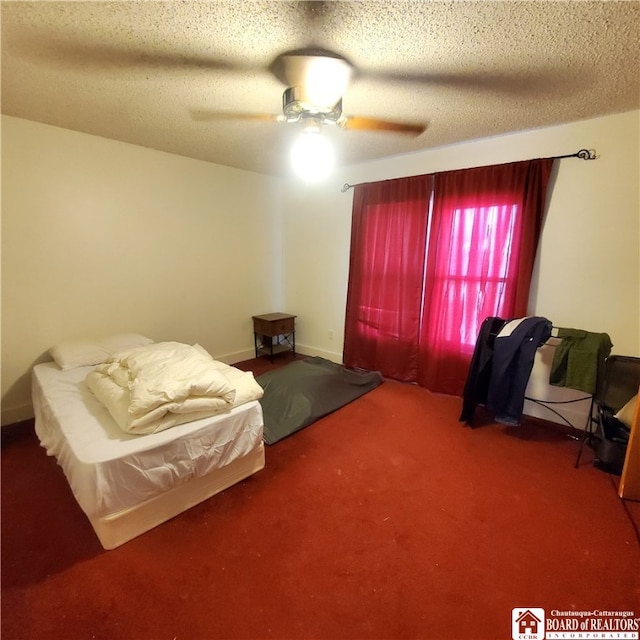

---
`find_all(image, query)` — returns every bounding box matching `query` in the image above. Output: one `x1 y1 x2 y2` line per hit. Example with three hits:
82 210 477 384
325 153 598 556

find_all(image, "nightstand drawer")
253 313 295 336
268 318 294 335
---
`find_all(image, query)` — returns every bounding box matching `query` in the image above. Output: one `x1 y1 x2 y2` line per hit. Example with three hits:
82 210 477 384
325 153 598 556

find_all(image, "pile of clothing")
460 316 612 426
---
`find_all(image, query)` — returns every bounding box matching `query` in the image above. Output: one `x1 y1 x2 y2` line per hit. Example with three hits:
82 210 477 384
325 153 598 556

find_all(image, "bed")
32 335 265 550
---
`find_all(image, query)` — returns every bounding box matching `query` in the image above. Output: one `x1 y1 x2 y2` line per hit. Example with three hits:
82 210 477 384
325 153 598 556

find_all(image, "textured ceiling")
2 1 639 177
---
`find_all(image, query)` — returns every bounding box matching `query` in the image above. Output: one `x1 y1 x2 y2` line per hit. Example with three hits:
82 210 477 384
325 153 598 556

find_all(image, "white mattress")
32 362 264 520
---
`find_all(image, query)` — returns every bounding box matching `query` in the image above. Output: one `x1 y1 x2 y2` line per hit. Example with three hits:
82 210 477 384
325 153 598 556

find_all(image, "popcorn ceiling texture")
2 1 639 176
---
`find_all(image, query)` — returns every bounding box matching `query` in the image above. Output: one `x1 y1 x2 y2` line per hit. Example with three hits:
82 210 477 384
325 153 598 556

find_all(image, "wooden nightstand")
252 313 296 360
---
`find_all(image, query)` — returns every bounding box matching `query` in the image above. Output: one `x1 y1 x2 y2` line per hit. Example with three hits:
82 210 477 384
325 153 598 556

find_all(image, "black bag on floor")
593 412 630 475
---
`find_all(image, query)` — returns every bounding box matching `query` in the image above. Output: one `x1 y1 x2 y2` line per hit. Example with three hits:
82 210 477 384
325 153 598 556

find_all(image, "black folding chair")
575 355 640 471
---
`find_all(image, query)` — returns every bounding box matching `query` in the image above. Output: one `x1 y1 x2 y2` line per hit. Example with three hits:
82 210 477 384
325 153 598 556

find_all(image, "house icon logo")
512 608 545 640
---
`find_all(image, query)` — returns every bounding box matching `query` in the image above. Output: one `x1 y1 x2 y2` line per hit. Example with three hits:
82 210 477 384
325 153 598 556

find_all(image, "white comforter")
86 341 263 434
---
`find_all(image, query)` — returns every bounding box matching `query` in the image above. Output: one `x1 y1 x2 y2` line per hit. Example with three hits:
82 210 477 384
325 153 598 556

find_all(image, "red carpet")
2 363 639 639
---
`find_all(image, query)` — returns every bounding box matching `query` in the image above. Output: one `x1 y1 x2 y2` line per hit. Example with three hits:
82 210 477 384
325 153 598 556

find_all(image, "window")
434 203 518 349
345 159 554 395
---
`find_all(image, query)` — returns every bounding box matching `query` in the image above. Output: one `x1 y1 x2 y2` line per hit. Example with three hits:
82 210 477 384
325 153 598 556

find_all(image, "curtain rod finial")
342 183 354 192
577 148 597 160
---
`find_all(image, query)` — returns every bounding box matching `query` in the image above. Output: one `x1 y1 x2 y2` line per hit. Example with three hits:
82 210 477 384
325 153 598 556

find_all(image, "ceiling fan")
191 48 427 137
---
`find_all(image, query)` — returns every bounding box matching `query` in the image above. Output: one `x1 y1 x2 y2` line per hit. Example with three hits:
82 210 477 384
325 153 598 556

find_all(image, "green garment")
549 329 613 395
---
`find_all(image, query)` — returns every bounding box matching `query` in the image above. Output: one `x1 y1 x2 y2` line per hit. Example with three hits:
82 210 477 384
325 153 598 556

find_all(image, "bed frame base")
90 443 265 550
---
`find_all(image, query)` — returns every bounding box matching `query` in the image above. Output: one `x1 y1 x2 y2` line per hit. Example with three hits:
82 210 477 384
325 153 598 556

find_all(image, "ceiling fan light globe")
290 130 335 182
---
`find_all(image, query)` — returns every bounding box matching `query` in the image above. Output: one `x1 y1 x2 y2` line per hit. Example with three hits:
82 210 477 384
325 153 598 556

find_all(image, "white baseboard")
223 344 343 366
294 344 343 364
216 348 257 365
1 403 34 427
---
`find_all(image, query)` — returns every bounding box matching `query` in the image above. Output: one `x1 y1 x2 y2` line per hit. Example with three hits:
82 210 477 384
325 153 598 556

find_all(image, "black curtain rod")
340 148 597 192
552 148 598 161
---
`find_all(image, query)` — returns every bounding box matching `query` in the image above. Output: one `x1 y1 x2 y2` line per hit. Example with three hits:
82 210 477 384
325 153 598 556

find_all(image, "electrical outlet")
328 330 334 340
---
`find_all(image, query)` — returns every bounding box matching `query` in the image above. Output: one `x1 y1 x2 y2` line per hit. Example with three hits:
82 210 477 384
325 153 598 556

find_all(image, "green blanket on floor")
256 357 384 445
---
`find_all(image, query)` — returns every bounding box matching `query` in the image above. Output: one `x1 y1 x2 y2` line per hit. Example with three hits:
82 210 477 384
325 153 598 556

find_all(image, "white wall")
3 111 638 429
283 110 640 428
1 115 284 425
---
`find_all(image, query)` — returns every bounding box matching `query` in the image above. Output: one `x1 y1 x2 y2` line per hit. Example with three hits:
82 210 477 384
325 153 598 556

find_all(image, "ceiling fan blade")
190 110 283 123
343 116 426 136
362 68 560 97
9 33 249 74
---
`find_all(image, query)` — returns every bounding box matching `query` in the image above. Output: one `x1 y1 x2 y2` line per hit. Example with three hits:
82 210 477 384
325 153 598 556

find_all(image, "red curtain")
343 176 432 381
343 158 553 395
417 159 553 394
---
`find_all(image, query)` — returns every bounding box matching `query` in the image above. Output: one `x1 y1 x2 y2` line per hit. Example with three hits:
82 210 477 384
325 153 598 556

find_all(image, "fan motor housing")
282 87 343 123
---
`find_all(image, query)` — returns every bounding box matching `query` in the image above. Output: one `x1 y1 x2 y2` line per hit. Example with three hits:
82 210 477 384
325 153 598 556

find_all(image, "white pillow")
614 393 638 429
100 333 155 354
49 333 154 370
